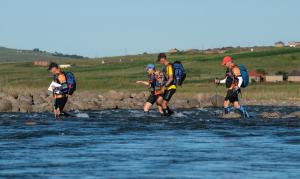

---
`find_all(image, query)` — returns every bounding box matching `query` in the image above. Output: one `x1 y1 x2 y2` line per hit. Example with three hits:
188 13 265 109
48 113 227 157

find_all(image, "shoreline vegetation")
1 46 300 113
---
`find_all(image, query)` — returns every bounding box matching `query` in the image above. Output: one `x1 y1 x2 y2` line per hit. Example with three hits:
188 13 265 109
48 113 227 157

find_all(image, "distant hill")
0 47 88 62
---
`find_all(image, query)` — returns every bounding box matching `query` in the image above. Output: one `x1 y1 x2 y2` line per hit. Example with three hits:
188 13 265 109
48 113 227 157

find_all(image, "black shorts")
54 96 68 111
163 89 176 102
146 94 161 105
225 89 240 103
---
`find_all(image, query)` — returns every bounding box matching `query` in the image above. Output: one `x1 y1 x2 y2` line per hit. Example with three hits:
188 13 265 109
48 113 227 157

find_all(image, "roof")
289 70 300 76
249 71 264 77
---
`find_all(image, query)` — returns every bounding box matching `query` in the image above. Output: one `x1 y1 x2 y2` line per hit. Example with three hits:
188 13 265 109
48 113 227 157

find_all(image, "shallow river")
1 107 300 178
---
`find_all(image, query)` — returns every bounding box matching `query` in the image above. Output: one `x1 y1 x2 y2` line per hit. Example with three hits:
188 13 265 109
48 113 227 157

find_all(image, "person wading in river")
48 62 76 118
157 53 177 116
136 64 164 115
215 56 250 118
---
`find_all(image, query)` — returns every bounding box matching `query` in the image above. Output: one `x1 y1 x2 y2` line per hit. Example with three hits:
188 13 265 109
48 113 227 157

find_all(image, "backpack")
237 65 249 88
64 72 77 95
173 61 187 86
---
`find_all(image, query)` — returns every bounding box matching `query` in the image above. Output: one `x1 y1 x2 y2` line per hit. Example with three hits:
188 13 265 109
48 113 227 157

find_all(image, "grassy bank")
1 47 300 101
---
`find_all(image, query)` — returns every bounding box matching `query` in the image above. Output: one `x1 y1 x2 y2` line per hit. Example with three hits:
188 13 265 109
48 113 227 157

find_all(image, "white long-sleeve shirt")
220 67 243 88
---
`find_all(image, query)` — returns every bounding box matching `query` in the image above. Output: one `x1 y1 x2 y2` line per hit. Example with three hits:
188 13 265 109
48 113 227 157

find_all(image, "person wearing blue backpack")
48 62 76 118
157 53 187 116
215 56 250 118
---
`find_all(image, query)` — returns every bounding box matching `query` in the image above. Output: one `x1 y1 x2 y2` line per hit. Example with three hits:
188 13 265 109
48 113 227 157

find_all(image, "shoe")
167 107 174 116
224 107 233 114
238 106 250 118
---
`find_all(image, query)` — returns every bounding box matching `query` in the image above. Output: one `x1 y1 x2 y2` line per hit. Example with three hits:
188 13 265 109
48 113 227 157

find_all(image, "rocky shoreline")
0 90 300 114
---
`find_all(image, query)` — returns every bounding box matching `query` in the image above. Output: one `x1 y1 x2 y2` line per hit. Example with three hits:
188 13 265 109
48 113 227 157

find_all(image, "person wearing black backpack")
48 62 76 118
215 56 250 118
157 53 177 116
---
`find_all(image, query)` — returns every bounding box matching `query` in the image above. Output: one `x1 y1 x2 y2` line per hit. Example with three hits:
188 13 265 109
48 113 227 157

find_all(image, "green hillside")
0 47 86 61
1 46 300 100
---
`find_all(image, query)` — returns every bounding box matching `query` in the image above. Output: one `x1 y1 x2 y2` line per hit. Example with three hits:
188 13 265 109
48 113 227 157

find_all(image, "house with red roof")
249 71 265 83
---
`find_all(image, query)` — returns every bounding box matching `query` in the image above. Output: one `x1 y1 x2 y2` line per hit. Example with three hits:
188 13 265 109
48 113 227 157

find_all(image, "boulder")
211 95 224 108
118 98 136 109
172 99 189 108
0 98 12 112
103 90 125 101
196 93 211 104
260 112 281 119
131 92 147 100
18 95 33 112
18 95 33 105
283 111 300 118
39 91 49 99
33 94 44 105
32 103 50 113
187 99 200 108
221 112 241 119
100 99 118 109
9 91 19 99
3 95 19 112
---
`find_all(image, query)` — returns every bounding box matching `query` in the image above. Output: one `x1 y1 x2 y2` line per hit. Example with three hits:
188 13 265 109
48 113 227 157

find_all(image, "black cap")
157 53 167 62
48 62 59 70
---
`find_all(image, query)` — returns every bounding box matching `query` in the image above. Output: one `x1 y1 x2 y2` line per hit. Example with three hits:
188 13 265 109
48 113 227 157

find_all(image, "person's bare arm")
136 81 149 86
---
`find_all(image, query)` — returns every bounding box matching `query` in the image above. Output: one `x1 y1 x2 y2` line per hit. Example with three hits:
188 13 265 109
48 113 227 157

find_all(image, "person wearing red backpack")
48 62 70 118
215 56 250 118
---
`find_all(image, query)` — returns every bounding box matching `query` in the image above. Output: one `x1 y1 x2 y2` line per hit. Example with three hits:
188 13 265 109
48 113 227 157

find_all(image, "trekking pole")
214 78 219 96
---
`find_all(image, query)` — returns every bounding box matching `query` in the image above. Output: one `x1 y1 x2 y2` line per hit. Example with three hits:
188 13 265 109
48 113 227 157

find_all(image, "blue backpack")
237 65 249 88
64 72 77 95
173 61 186 86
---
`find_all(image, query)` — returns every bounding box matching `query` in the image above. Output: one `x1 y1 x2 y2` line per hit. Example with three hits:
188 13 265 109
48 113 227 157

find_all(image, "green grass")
1 46 300 101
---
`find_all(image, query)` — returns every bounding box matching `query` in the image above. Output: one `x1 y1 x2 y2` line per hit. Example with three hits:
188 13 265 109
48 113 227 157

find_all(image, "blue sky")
1 0 299 57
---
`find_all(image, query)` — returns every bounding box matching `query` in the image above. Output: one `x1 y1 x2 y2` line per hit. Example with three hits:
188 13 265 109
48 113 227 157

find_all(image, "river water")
1 107 300 179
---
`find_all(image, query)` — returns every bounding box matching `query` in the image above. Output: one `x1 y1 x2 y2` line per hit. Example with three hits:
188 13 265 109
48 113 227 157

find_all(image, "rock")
8 91 18 99
260 112 281 119
18 95 33 112
33 94 44 105
221 112 241 119
98 94 104 100
18 95 33 105
172 99 189 108
131 92 147 100
39 91 49 99
196 93 211 104
3 95 19 112
0 98 12 112
118 98 137 109
19 104 33 113
283 111 300 118
103 90 125 101
32 103 50 113
211 95 224 107
187 99 200 108
100 100 118 109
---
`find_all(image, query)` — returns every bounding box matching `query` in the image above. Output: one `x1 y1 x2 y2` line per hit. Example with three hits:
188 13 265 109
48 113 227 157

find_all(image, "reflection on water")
1 107 300 178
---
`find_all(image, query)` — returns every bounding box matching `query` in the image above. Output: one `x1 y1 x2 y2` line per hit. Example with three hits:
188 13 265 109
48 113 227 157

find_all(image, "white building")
59 64 72 69
288 41 300 48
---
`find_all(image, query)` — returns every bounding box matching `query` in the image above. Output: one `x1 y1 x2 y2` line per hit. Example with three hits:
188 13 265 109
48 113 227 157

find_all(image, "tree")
33 48 40 52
